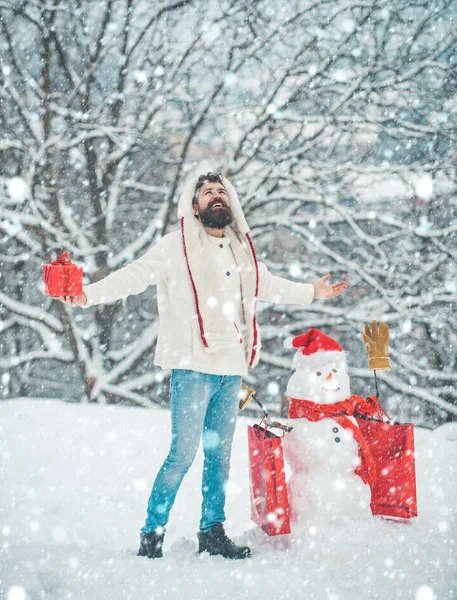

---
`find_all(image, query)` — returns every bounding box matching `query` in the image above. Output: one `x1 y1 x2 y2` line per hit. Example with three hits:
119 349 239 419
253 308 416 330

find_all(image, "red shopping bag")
356 418 417 519
248 423 291 536
43 252 83 297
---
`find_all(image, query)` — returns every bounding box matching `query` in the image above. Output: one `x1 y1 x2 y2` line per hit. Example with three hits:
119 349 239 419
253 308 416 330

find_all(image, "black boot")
197 523 251 559
138 530 164 559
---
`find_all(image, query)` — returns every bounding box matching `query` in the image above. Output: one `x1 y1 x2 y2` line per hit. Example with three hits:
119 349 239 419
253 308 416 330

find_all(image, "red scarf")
288 395 389 486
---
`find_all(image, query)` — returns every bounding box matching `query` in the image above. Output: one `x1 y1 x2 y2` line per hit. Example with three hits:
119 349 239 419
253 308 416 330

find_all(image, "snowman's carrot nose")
326 372 333 381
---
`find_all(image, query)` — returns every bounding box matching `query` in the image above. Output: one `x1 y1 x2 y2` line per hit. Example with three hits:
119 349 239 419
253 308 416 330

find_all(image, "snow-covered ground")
1 399 456 600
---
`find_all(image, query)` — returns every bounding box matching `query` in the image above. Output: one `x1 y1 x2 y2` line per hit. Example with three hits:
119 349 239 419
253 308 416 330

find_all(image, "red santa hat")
284 329 346 371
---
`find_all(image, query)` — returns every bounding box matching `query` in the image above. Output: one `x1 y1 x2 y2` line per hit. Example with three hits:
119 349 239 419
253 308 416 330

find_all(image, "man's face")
193 182 233 229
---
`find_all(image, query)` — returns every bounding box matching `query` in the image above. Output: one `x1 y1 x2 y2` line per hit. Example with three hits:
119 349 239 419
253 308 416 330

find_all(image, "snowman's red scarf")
289 396 389 486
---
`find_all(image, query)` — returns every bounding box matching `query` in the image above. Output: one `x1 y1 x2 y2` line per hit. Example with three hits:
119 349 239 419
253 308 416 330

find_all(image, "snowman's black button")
226 271 230 276
335 437 341 443
332 427 339 433
219 244 223 248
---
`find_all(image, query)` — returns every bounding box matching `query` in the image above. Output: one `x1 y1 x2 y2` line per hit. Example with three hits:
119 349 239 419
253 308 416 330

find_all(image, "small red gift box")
43 252 83 297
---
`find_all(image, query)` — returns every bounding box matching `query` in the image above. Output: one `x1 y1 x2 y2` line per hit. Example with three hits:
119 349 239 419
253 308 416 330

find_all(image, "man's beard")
198 201 233 229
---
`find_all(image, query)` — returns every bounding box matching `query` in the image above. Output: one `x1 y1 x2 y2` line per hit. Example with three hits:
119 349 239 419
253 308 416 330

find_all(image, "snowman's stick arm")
374 369 380 401
254 397 294 433
239 384 293 432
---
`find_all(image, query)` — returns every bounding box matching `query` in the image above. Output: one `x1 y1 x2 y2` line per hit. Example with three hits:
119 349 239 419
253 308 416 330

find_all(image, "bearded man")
59 172 348 559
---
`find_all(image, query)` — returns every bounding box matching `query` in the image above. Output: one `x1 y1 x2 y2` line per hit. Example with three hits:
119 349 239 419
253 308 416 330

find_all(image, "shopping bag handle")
256 419 282 440
257 416 289 438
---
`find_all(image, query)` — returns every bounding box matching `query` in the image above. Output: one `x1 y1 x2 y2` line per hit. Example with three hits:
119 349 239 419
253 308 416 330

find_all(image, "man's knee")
202 429 224 451
164 446 198 472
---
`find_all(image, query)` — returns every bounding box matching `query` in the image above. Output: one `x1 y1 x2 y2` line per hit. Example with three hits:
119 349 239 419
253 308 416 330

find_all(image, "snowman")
283 329 386 527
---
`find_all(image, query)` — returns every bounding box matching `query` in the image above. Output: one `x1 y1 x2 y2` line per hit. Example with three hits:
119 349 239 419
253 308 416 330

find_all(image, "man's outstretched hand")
58 293 87 307
313 274 348 299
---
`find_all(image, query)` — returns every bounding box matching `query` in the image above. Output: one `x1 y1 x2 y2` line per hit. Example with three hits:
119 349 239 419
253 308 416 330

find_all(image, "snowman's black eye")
316 371 321 376
333 369 337 373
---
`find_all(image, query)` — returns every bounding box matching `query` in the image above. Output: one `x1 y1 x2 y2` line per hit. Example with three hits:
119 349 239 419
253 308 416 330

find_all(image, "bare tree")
1 0 456 426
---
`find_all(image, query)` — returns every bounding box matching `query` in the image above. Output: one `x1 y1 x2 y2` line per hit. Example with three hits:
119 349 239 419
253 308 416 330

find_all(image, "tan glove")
363 321 392 371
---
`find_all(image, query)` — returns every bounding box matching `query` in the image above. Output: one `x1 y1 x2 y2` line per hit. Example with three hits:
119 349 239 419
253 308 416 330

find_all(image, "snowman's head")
285 329 350 403
287 353 350 403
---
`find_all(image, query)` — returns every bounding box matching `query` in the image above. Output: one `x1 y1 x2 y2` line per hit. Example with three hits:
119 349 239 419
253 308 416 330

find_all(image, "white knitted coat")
82 171 315 376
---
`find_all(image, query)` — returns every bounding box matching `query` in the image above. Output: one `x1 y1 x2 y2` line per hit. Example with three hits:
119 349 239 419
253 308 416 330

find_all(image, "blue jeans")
141 369 242 534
